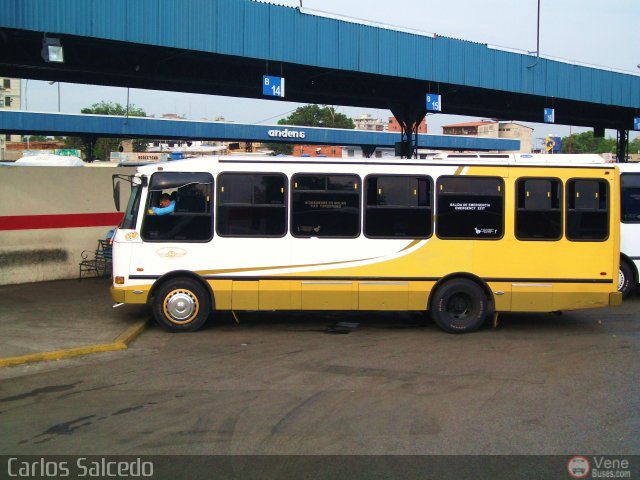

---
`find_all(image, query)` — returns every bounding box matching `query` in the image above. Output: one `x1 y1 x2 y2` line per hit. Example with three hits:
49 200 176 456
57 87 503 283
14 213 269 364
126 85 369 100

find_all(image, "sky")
21 0 640 145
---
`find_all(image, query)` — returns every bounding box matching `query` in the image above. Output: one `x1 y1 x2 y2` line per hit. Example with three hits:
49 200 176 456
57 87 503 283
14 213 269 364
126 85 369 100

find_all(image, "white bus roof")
135 153 618 175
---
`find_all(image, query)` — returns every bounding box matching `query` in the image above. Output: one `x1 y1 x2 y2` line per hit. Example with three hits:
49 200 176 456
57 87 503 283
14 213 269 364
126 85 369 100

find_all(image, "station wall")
0 166 134 285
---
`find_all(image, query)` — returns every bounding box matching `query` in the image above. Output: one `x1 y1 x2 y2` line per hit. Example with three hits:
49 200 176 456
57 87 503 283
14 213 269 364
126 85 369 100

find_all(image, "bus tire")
152 277 211 332
618 260 635 297
431 279 488 334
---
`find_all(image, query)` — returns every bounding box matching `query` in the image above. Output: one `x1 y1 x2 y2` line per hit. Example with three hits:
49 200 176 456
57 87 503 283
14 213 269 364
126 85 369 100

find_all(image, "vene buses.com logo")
567 456 590 479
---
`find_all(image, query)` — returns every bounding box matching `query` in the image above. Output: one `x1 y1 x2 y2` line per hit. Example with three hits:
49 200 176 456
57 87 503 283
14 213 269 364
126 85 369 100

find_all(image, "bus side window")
216 173 287 237
621 173 640 223
291 174 361 238
141 172 214 242
364 175 432 238
566 179 608 241
515 178 562 240
436 176 504 240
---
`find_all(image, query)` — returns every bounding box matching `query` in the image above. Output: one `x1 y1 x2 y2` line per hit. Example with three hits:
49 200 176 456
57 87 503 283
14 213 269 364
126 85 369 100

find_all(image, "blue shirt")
151 200 175 216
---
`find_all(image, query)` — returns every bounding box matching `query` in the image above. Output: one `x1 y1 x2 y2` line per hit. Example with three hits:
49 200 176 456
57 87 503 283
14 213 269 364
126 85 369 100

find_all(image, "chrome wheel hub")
165 290 197 321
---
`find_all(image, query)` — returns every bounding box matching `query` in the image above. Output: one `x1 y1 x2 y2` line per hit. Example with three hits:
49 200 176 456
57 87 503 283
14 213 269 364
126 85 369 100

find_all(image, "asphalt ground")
0 279 638 464
0 279 146 367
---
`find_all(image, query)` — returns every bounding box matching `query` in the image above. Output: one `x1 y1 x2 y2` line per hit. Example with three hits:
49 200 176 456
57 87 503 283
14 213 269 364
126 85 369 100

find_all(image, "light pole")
23 79 28 110
528 0 541 68
48 81 60 112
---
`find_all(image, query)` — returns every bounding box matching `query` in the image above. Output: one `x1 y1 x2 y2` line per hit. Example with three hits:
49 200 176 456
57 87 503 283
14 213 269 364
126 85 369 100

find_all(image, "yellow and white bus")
110 153 622 333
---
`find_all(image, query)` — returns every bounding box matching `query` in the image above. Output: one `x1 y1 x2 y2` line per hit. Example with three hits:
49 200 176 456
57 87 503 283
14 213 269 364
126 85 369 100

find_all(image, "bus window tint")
292 174 360 237
566 179 608 241
141 172 213 242
515 178 562 240
436 177 503 239
365 175 432 238
621 173 640 223
217 173 286 237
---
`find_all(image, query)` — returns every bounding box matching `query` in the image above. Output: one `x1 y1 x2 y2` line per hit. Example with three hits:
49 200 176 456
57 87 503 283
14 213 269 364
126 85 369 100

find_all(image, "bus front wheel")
431 279 488 333
152 278 211 332
618 260 635 297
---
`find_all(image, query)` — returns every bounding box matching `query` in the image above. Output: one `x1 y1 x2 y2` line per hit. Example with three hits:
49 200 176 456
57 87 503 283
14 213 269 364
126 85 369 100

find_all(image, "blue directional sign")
544 108 555 123
263 75 285 98
634 117 640 131
426 94 442 112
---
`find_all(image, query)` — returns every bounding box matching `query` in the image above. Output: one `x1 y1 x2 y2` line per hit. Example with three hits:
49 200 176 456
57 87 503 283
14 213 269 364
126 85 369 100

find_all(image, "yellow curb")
0 319 148 369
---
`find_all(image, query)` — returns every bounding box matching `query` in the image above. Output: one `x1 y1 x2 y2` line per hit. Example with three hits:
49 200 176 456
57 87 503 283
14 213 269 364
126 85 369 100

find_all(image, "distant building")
0 77 22 156
388 116 427 134
342 146 438 160
160 113 185 120
293 145 342 158
477 122 533 153
147 140 228 156
443 120 533 153
442 121 493 136
6 140 65 151
353 114 385 131
1 77 20 113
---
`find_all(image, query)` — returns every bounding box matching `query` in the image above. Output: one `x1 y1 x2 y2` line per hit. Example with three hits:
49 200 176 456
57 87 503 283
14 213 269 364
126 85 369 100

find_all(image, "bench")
79 239 112 280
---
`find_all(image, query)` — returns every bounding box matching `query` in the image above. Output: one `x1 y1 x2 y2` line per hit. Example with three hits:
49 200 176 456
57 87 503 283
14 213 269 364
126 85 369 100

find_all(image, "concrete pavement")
0 278 147 368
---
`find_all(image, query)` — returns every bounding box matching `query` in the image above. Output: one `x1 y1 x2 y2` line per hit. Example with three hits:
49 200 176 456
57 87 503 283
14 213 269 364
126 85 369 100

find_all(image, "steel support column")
390 101 426 159
81 135 97 162
617 129 628 162
361 145 376 158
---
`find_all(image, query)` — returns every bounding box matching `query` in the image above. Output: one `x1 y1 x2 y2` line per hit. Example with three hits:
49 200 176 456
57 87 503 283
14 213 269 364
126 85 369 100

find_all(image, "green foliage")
278 104 355 129
266 105 354 154
560 131 616 154
265 143 294 155
80 101 146 117
66 102 148 161
630 136 640 154
132 139 148 152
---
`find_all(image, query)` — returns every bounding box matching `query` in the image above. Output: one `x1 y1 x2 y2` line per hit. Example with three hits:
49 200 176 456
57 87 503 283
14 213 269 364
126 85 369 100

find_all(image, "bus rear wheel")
431 279 488 333
152 278 211 332
618 260 635 297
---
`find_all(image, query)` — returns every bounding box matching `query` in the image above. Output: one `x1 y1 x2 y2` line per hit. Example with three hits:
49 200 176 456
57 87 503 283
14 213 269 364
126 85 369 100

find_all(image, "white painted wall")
0 166 134 285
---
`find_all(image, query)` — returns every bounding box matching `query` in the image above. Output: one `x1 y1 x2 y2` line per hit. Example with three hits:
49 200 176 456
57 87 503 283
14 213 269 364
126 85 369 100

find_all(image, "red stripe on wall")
0 213 124 231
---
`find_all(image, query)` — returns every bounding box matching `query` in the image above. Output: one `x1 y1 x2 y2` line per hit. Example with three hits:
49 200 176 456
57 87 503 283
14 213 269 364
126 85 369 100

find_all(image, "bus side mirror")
113 181 121 212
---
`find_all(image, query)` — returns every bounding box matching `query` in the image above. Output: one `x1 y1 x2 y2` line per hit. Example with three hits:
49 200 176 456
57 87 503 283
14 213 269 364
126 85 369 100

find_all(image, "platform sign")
634 117 640 131
263 75 285 98
544 136 562 154
426 93 441 112
544 108 555 123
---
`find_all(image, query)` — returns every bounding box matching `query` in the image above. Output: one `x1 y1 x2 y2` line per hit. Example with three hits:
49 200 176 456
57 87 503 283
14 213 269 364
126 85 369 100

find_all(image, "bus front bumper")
110 286 150 304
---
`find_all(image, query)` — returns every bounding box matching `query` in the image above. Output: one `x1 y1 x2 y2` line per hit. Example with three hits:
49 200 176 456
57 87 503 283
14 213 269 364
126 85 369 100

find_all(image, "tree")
266 104 355 155
279 104 355 129
80 101 146 117
560 131 616 154
65 101 148 161
629 136 640 155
